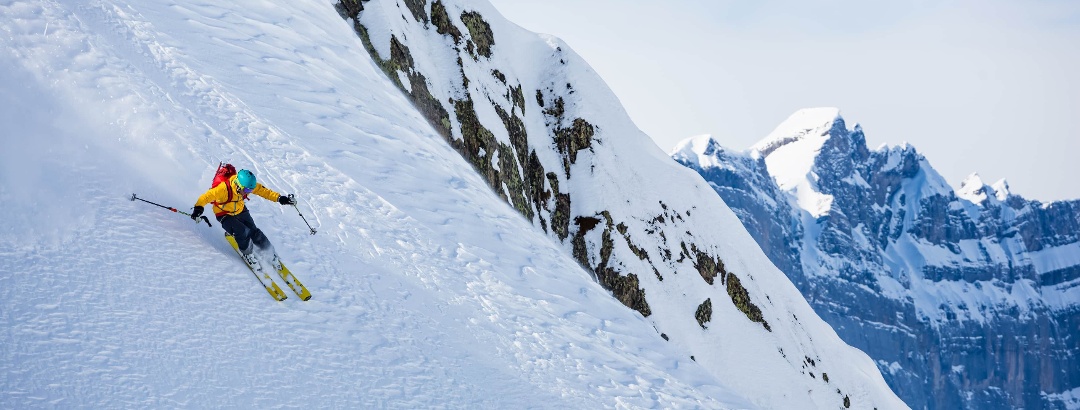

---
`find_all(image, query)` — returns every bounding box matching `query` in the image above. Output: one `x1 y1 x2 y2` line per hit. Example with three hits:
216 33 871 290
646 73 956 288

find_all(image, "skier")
190 168 295 271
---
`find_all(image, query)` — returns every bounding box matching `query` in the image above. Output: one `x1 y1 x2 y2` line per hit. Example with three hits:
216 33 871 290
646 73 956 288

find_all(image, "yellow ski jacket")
195 174 282 217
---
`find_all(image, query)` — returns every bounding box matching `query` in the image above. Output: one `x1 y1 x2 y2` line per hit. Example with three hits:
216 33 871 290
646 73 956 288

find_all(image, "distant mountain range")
673 108 1080 409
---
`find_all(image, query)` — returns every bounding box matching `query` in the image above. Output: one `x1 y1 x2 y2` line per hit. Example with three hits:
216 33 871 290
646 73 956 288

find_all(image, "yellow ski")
273 262 312 301
225 234 287 301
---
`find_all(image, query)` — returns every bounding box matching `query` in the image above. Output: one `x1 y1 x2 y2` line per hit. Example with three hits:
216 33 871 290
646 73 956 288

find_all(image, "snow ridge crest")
751 107 842 157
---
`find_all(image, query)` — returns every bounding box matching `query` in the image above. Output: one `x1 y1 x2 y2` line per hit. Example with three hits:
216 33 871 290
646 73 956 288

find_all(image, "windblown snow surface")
1 1 901 408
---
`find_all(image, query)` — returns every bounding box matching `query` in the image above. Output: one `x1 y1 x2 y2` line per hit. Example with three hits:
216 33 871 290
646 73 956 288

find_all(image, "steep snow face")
676 110 1080 410
0 0 906 409
750 107 843 218
338 1 904 408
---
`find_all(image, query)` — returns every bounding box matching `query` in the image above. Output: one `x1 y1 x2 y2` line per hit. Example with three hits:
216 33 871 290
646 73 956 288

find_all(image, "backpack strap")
213 175 252 217
223 177 235 204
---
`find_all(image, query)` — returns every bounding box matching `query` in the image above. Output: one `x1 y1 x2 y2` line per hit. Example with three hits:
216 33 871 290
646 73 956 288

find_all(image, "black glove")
278 195 295 205
191 205 204 220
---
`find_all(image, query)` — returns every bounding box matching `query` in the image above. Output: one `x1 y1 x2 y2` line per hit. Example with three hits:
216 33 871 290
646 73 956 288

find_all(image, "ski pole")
288 194 317 235
130 193 213 228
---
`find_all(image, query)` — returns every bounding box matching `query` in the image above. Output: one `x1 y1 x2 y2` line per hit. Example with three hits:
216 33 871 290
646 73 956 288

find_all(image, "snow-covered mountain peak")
750 107 842 156
746 108 849 218
957 172 1009 205
671 134 720 158
670 134 742 169
957 172 989 202
877 142 919 172
992 178 1011 201
677 100 1080 409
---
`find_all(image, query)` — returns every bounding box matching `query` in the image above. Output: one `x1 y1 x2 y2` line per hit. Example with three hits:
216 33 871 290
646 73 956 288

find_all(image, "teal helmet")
236 169 256 189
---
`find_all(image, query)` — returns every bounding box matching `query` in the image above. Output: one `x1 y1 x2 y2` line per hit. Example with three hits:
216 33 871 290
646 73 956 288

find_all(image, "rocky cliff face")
674 108 1080 409
334 1 904 408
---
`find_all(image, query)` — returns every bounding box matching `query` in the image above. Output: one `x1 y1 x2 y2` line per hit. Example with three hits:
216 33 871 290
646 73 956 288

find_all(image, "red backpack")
211 163 248 211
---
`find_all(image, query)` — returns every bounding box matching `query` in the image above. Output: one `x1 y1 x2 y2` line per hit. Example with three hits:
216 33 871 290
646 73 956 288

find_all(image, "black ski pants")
219 209 271 254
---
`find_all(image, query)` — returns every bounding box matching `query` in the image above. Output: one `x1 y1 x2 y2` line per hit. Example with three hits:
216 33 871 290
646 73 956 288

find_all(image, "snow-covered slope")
2 1 902 408
674 109 1080 409
340 1 906 408
1 2 743 407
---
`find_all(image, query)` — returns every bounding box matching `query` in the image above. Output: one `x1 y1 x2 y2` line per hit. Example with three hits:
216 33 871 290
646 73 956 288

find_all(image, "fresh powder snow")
1 0 905 408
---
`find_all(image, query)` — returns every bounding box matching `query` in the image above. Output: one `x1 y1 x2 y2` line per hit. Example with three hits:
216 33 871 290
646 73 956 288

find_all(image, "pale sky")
487 0 1080 201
